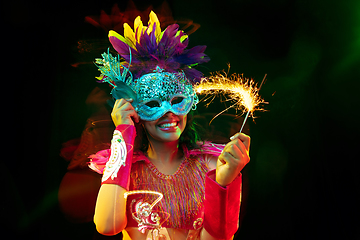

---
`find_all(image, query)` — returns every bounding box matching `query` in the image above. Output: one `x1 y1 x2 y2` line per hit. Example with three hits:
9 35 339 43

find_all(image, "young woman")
90 98 249 239
88 11 250 240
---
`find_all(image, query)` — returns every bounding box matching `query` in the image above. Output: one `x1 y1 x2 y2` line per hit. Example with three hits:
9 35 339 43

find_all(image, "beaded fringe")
130 156 208 229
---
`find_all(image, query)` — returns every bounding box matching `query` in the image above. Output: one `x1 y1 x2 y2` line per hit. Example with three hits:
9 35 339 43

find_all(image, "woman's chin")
155 127 182 142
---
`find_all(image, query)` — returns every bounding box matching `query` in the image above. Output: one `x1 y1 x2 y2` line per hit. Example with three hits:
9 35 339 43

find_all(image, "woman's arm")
200 133 250 240
93 99 139 235
94 184 127 235
201 155 232 240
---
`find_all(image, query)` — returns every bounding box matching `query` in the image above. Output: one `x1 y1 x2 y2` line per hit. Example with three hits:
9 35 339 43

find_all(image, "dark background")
2 0 359 239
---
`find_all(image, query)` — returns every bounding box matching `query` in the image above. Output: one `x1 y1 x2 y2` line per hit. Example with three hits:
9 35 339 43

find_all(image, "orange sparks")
195 70 266 118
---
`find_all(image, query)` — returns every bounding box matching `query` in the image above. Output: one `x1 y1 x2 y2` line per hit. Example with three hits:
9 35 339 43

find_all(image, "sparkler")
195 69 266 133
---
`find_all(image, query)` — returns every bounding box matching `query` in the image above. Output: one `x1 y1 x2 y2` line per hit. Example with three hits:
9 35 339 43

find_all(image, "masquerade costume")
94 11 207 121
89 11 242 239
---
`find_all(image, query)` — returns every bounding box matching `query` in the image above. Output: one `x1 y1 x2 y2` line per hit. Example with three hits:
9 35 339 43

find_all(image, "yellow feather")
175 30 188 43
180 35 188 43
148 11 161 42
108 12 165 50
134 16 143 43
108 30 136 50
95 75 104 80
123 23 136 48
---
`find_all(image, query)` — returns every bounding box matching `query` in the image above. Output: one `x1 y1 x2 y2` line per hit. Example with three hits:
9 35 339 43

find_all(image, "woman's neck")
145 136 185 175
147 138 181 164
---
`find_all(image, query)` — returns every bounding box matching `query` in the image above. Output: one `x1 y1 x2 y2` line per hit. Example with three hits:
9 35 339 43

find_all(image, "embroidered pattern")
102 130 127 181
193 218 203 230
129 156 208 229
124 190 169 234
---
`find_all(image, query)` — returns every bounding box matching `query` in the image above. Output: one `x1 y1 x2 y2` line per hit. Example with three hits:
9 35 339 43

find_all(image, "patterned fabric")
88 142 226 232
126 154 208 229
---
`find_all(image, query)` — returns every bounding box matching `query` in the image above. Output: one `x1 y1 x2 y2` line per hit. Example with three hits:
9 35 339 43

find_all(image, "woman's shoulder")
188 141 225 157
185 141 225 171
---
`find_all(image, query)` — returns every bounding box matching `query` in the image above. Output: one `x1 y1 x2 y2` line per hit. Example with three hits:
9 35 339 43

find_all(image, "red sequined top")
126 150 208 230
89 142 225 231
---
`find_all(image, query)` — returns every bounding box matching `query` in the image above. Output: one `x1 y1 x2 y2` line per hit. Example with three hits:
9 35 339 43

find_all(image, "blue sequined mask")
132 69 198 121
95 52 198 121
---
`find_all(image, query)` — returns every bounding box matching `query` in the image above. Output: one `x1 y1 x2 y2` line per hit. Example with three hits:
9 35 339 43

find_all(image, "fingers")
219 134 250 168
121 99 140 123
230 132 250 151
224 140 243 159
220 146 241 167
112 98 140 125
216 133 251 186
114 98 133 110
130 110 140 123
226 137 248 157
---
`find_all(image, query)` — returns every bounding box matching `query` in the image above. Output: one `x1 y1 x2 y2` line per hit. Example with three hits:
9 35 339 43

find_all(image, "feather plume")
108 11 209 82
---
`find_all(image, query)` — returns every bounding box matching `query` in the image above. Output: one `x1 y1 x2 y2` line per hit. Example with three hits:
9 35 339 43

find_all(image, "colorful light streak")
124 190 163 209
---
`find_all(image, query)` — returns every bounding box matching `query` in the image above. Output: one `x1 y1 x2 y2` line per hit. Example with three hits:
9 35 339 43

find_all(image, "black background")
2 0 359 239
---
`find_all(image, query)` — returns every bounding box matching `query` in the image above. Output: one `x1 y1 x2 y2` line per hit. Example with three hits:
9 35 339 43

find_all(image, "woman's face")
143 112 187 143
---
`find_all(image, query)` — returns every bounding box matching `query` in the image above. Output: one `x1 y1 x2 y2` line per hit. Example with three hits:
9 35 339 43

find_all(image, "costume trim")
102 129 127 181
89 124 136 190
204 169 242 239
127 155 208 229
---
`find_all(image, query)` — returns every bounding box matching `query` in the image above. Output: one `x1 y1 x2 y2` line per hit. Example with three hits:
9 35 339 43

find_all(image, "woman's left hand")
216 133 250 187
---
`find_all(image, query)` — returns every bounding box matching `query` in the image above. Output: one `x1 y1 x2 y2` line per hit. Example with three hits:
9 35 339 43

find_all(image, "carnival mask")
132 69 198 121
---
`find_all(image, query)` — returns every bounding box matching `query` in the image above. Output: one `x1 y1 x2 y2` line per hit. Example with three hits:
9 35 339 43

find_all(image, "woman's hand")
111 98 140 126
216 133 250 187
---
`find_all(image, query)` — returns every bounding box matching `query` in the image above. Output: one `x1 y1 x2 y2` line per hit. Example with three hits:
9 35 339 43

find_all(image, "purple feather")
109 22 210 82
175 45 209 65
109 36 130 55
183 68 204 83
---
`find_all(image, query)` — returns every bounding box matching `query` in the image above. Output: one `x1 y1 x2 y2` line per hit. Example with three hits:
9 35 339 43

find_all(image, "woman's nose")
164 112 176 117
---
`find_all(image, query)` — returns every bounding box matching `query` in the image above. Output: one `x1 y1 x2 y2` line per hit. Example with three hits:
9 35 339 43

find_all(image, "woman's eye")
145 101 161 108
171 97 184 105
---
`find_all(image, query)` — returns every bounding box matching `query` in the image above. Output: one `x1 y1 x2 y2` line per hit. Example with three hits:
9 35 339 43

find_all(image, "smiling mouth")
158 121 179 129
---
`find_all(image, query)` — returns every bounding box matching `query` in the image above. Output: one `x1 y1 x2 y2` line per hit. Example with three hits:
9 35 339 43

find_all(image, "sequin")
95 53 198 121
133 67 198 121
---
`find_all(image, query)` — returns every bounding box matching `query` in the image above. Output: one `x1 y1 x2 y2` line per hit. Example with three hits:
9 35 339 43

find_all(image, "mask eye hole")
145 100 161 108
171 96 184 105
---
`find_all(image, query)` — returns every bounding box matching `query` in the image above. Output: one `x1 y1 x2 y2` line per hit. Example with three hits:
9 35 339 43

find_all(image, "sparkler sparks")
195 69 267 133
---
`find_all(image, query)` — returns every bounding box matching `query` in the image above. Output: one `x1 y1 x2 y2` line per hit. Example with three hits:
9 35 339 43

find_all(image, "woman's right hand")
111 98 140 126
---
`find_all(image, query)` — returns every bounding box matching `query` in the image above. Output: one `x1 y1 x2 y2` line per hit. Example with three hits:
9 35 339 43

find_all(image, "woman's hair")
134 111 203 153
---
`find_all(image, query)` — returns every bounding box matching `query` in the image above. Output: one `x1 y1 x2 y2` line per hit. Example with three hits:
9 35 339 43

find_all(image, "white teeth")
159 122 177 128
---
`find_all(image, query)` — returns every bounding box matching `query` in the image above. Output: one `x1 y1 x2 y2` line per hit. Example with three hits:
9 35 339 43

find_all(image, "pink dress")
89 142 226 238
89 123 241 240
